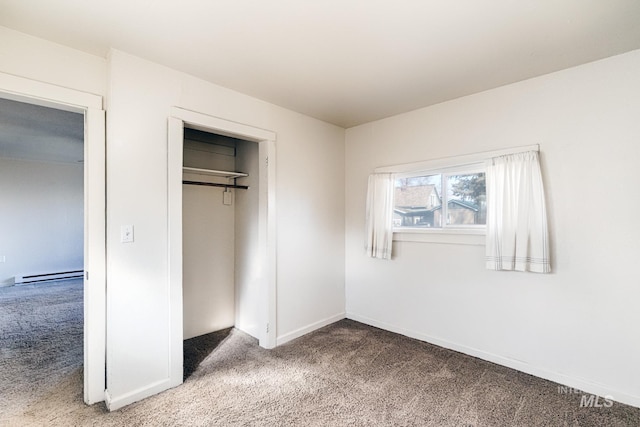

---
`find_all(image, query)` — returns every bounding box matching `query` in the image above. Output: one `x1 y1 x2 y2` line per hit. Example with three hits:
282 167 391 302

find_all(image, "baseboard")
15 269 84 285
276 312 346 346
105 377 179 411
347 312 640 409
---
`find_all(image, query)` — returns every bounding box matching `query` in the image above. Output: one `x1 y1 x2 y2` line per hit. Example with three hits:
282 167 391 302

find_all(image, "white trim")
347 313 640 410
0 72 102 110
375 144 539 174
105 378 173 411
394 162 485 180
0 72 106 405
171 107 276 142
276 313 346 346
260 140 278 348
83 108 106 403
167 117 184 389
168 108 278 360
394 230 485 245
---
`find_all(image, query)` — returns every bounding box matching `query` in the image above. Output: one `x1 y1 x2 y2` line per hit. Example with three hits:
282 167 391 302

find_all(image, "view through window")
393 171 486 229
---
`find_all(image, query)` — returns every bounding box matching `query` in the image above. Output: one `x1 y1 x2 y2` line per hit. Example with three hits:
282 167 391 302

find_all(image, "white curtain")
485 151 550 273
365 173 395 260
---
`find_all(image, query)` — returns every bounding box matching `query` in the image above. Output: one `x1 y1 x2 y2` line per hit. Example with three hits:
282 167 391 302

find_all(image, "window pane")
446 173 486 225
394 174 442 228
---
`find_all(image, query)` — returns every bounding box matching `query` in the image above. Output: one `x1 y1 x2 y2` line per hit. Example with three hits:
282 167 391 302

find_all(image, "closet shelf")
182 166 248 179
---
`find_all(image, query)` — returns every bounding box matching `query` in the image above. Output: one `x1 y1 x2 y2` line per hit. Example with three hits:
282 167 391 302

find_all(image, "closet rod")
183 180 249 190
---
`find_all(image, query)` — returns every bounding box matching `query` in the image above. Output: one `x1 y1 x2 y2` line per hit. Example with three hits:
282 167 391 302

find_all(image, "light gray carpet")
2 280 640 426
0 279 83 422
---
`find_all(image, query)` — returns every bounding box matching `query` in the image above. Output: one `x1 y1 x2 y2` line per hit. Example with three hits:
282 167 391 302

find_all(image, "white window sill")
393 228 485 246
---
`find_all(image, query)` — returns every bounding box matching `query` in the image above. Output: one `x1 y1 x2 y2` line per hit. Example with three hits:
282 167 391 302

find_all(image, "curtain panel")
365 173 395 260
485 151 551 273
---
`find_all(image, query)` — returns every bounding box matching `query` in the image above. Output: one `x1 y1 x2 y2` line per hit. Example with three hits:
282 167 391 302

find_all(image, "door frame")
0 72 106 404
167 107 277 386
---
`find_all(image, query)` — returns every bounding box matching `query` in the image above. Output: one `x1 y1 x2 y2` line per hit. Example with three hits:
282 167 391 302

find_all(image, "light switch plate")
121 225 134 243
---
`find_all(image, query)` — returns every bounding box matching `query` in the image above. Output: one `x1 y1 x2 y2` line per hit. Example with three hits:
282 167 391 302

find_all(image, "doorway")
0 72 106 404
168 107 277 388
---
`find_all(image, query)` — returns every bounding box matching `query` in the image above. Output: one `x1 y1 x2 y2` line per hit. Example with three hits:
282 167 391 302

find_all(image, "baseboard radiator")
14 269 84 285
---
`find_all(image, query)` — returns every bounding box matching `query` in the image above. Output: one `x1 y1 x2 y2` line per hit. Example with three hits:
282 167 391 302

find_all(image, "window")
393 166 486 231
374 144 538 245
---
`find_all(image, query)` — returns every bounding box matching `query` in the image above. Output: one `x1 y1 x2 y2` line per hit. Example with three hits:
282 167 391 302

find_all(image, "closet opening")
168 108 276 390
181 128 259 379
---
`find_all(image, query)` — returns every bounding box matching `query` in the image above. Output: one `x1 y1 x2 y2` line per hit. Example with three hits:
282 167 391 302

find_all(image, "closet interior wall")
182 129 258 340
234 139 260 339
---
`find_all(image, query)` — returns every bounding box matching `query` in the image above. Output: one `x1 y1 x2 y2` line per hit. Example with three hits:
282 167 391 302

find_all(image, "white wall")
0 26 107 97
106 50 345 407
345 49 640 407
182 141 236 339
0 157 83 285
182 183 235 339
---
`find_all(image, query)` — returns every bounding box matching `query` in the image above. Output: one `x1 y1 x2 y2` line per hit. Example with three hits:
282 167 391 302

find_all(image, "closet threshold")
182 166 248 179
183 180 249 190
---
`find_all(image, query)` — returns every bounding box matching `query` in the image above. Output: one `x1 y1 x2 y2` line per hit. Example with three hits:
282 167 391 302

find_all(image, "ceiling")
0 97 84 163
1 1 640 128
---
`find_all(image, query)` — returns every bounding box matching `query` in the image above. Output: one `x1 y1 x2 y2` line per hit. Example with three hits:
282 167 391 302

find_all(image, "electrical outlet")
0 255 5 263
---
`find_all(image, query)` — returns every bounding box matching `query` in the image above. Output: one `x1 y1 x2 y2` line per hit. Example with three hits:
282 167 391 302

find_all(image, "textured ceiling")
1 1 640 127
